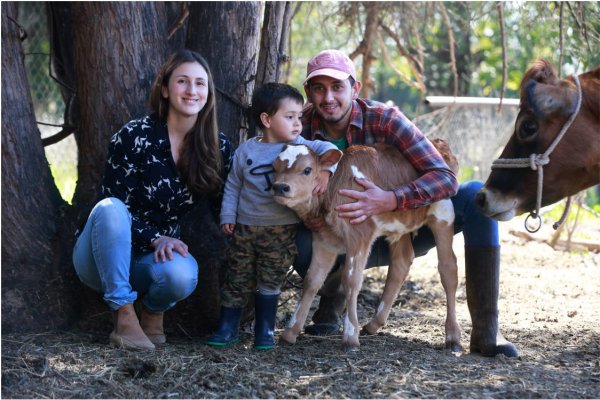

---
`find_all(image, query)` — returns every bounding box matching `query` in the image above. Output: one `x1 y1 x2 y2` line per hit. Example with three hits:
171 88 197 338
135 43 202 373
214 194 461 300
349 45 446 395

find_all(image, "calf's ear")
319 149 343 167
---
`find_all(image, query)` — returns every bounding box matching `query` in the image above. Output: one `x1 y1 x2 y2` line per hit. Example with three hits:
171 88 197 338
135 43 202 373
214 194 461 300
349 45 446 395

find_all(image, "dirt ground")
2 212 599 399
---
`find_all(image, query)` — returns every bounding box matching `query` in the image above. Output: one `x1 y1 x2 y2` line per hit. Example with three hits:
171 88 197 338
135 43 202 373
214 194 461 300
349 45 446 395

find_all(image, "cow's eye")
518 119 538 142
303 167 312 175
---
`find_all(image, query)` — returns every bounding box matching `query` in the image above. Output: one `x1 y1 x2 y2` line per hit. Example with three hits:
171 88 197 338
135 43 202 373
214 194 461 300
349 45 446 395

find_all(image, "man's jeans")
293 181 498 277
73 197 198 312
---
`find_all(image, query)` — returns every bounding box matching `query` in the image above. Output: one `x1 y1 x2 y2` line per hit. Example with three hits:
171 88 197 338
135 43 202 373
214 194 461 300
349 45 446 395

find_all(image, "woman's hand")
151 236 189 263
221 223 235 236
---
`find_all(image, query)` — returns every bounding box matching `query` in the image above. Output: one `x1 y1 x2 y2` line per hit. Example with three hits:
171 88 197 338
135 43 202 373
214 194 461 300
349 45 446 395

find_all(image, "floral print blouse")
101 113 234 253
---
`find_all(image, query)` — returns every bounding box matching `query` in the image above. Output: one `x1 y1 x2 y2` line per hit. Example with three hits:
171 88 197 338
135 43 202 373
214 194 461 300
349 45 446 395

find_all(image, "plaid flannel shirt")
301 98 458 210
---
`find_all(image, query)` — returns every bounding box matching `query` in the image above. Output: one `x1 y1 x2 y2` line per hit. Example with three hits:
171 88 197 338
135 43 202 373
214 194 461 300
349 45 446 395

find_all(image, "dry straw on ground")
2 214 599 398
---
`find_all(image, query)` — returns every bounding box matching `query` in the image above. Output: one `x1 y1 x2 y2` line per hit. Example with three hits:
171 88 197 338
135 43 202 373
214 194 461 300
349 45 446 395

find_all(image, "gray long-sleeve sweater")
220 136 338 226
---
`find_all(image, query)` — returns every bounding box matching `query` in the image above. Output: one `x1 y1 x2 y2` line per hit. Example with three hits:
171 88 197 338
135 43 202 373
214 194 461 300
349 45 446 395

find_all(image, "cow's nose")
475 190 487 210
273 183 290 196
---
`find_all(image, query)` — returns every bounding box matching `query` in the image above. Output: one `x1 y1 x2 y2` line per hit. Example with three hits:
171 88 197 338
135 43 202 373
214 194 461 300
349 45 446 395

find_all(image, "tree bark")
71 2 168 212
1 2 76 332
251 1 293 137
256 2 292 84
187 1 261 147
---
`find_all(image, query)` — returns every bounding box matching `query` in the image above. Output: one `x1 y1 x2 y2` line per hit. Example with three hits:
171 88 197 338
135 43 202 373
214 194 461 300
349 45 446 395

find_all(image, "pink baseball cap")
303 49 357 85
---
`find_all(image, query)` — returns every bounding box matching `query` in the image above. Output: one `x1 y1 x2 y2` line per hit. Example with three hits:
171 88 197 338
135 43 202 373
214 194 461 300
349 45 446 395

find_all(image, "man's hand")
151 236 189 263
221 223 235 236
335 178 397 224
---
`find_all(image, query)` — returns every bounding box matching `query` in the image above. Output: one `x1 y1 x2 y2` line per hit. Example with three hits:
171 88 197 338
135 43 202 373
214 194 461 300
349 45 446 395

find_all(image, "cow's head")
272 144 342 212
477 60 600 221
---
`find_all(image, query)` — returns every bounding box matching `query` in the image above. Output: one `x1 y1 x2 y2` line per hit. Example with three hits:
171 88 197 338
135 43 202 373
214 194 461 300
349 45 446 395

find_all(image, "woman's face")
162 61 209 119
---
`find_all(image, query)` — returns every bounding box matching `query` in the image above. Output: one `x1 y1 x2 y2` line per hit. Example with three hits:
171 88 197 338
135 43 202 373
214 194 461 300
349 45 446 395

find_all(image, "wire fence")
18 2 77 203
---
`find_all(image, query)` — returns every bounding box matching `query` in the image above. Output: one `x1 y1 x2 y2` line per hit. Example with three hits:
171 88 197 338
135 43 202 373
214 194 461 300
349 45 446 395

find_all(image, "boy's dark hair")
251 83 304 129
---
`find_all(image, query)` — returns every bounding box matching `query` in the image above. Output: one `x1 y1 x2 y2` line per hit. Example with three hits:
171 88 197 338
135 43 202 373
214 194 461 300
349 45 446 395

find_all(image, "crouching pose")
294 49 519 357
206 83 338 349
73 50 233 351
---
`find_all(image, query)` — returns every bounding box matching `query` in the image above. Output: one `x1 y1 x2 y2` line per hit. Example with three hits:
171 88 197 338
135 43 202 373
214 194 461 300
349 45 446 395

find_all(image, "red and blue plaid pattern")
302 98 458 210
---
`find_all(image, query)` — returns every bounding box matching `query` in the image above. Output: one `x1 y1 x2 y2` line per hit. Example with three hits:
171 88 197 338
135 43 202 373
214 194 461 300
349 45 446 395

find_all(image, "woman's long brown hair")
149 49 223 194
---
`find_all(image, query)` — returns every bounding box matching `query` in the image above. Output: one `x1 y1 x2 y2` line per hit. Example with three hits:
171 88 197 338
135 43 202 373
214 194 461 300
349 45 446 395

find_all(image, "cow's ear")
319 149 343 167
526 79 578 117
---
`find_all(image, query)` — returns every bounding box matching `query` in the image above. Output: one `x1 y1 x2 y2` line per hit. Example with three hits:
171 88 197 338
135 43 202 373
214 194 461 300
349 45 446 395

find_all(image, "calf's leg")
280 241 338 344
429 219 462 352
341 243 371 352
362 235 413 335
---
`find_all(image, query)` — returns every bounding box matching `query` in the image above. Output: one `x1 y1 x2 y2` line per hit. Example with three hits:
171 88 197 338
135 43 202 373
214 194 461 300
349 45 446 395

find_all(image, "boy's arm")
220 148 244 226
296 136 340 174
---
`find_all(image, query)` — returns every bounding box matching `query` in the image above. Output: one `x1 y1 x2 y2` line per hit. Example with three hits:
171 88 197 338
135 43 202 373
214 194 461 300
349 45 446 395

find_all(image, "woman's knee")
161 255 199 300
91 197 132 236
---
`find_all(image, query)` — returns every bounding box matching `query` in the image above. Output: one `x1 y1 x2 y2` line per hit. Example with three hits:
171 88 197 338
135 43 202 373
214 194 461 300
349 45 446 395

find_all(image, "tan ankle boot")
109 304 155 351
140 309 166 344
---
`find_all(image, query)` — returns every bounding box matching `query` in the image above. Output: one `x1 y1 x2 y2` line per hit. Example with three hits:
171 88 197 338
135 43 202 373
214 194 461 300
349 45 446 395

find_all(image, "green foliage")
50 161 77 205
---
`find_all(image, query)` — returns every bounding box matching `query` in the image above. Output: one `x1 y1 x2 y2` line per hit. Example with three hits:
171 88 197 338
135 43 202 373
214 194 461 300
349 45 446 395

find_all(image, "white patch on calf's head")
351 165 366 180
278 145 310 168
427 199 455 224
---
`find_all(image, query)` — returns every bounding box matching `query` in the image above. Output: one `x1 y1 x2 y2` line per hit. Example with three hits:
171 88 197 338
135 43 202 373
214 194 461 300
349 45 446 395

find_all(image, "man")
293 49 518 357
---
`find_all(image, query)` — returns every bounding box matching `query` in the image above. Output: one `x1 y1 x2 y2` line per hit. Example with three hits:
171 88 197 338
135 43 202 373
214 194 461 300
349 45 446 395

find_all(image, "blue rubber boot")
206 306 243 347
254 293 279 350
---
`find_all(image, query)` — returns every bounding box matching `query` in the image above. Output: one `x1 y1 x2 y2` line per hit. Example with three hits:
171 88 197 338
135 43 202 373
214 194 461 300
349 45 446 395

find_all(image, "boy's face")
261 98 303 143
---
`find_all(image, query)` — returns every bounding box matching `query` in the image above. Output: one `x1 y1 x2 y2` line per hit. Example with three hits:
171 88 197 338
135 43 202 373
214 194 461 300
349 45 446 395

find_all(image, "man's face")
305 76 359 126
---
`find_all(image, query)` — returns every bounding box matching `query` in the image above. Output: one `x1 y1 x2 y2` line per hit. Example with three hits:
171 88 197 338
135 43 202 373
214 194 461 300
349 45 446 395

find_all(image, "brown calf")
272 142 461 352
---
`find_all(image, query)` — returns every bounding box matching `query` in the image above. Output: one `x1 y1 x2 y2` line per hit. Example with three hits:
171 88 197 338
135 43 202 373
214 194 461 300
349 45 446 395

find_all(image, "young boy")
206 83 339 350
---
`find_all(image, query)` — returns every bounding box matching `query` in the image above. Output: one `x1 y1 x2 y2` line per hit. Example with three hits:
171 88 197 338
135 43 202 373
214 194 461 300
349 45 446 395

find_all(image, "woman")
73 49 234 351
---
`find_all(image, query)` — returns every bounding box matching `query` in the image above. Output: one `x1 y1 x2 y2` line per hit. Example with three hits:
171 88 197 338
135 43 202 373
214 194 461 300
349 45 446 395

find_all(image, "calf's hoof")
279 329 298 345
360 324 378 336
445 340 463 353
341 342 360 354
304 323 340 336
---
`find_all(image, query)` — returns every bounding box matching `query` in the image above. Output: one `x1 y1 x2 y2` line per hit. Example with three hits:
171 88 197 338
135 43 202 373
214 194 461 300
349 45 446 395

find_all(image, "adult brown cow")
476 60 600 227
272 141 462 352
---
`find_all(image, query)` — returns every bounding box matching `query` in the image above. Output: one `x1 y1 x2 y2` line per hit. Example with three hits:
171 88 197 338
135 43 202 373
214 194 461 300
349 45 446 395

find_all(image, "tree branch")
438 3 458 96
41 126 77 147
496 1 507 111
167 3 189 39
378 24 425 93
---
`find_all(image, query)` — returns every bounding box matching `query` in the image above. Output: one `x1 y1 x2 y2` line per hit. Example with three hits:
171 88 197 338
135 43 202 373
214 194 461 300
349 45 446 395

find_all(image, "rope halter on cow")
491 74 582 233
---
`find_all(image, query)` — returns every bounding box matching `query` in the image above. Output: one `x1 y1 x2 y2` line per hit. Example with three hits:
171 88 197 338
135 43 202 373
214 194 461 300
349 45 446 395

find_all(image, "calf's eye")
303 167 312 175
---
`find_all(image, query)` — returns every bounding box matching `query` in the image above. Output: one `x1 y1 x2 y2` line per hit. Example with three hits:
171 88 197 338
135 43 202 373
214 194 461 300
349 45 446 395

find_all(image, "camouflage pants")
221 224 298 308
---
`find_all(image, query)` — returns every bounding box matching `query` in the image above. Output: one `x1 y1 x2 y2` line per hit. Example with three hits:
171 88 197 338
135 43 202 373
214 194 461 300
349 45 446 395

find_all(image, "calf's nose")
273 183 290 196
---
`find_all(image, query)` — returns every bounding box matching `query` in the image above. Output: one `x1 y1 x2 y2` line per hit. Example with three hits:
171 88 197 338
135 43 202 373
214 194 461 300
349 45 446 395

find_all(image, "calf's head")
272 144 342 211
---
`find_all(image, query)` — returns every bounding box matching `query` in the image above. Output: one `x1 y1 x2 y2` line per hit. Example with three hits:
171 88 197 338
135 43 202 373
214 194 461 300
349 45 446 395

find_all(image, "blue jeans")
73 197 198 312
293 181 498 277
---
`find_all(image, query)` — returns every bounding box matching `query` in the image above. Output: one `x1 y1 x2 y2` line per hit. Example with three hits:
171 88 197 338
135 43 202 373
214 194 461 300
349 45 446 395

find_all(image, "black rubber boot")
254 293 279 349
465 246 519 357
305 267 345 336
206 306 243 347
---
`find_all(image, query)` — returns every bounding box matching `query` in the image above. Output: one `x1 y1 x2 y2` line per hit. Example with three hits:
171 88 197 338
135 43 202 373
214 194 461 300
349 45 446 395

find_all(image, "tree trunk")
186 1 261 147
1 2 76 332
251 1 293 137
359 2 380 98
71 2 168 212
69 3 169 330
